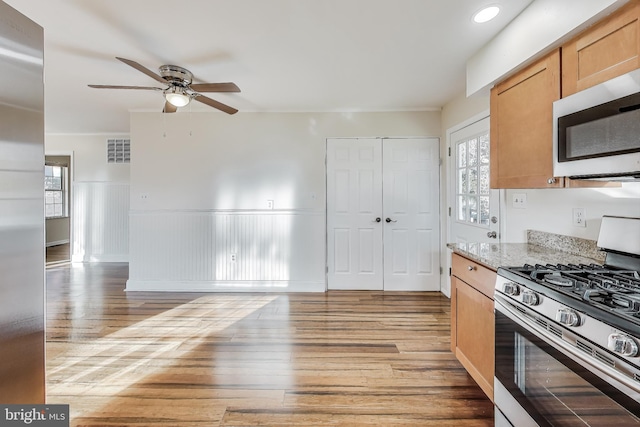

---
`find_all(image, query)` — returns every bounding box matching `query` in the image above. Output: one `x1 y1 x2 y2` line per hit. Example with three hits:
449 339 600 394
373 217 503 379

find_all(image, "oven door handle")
495 294 640 399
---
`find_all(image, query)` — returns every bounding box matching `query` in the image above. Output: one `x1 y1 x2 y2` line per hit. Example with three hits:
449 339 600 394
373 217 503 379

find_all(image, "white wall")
504 186 640 242
46 134 130 262
128 111 440 291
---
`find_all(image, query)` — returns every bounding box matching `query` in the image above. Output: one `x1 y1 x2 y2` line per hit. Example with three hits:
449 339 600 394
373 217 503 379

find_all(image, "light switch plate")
512 193 527 209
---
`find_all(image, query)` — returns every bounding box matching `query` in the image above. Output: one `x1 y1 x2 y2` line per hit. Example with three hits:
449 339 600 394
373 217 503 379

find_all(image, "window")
456 132 490 227
45 165 68 218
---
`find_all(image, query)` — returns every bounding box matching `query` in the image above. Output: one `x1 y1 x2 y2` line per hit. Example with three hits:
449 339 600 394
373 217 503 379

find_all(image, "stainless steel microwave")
553 68 640 181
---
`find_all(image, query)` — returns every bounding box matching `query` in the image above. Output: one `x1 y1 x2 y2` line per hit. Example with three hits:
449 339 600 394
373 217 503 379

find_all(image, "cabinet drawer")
451 253 496 299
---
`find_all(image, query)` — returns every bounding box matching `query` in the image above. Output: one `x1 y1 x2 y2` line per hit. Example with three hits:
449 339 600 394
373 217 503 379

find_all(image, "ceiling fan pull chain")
162 110 167 138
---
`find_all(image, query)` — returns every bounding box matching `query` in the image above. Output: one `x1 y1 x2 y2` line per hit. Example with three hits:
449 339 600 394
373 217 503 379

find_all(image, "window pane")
44 166 68 218
457 196 467 221
468 196 478 224
469 168 478 195
468 138 478 167
457 142 466 168
458 169 467 194
480 134 490 164
480 165 490 195
480 196 490 226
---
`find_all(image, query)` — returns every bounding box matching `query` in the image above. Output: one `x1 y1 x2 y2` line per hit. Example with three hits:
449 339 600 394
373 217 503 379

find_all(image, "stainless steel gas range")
494 216 640 426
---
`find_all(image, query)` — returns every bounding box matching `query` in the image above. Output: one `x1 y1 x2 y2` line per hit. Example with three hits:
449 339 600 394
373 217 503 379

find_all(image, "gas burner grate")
506 262 640 323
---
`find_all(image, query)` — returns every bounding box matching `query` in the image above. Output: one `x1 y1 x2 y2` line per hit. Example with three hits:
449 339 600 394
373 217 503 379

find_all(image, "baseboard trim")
125 280 326 293
46 239 70 247
72 254 129 263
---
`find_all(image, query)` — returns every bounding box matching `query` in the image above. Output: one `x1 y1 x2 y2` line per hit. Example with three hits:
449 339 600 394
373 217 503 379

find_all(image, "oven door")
494 295 640 427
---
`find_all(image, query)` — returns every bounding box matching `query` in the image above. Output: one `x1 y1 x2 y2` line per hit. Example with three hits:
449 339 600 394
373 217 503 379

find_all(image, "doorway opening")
45 155 71 267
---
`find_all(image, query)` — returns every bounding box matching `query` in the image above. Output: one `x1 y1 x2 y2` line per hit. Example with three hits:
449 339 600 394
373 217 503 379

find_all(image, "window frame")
45 164 69 219
455 131 491 229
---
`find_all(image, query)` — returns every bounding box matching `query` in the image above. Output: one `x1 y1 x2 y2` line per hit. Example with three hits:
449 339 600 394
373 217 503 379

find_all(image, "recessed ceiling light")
473 6 500 23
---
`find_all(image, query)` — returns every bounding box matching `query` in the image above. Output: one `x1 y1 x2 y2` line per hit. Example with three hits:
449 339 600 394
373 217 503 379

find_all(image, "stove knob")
522 290 540 306
556 308 581 327
503 282 520 296
608 333 639 357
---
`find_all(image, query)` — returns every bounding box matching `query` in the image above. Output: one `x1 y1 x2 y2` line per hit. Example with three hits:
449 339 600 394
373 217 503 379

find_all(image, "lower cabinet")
451 253 496 402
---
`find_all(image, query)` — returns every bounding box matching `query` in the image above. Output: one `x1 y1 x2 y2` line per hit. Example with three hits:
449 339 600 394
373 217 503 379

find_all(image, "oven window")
496 311 640 426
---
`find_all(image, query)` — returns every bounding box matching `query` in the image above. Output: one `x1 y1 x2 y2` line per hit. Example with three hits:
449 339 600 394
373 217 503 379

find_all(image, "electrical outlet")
267 200 274 210
140 193 149 202
512 193 527 209
230 253 236 262
573 208 586 227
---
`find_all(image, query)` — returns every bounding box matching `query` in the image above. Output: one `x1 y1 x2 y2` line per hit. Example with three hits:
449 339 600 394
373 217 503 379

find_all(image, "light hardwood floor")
45 263 493 426
46 243 70 265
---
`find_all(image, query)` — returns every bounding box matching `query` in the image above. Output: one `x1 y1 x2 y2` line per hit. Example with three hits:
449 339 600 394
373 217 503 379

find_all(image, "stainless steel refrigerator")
0 0 45 403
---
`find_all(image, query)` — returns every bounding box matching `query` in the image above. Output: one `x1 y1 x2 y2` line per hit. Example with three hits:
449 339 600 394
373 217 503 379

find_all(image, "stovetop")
499 262 640 333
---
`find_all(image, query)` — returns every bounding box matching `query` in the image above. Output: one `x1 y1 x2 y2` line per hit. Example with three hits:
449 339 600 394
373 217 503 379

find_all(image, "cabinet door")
452 276 495 402
490 50 563 189
562 1 640 97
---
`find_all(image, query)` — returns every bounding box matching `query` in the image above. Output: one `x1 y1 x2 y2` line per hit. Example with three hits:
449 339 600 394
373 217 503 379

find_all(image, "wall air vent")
107 138 130 163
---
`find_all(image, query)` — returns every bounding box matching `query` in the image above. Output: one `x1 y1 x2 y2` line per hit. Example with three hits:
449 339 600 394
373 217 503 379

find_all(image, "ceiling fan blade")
116 57 167 84
163 101 178 113
194 95 238 115
189 82 240 93
88 84 163 91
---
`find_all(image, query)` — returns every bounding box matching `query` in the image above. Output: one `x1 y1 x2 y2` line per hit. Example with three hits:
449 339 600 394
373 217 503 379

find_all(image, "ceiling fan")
88 57 240 114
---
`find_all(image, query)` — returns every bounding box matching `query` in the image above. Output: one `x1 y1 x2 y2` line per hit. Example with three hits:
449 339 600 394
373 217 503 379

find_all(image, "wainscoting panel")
127 210 325 292
72 182 129 262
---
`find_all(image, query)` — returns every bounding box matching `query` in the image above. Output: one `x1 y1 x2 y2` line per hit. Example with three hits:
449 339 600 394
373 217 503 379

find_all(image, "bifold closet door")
326 138 384 290
382 138 440 291
327 137 440 291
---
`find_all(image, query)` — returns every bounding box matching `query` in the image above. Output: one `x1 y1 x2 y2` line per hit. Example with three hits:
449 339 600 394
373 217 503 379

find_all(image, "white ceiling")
6 0 533 134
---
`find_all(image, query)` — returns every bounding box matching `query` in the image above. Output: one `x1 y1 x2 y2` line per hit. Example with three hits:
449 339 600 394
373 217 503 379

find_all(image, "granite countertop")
447 241 604 272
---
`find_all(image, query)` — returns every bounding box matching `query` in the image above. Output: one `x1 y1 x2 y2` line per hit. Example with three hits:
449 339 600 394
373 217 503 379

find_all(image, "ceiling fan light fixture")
164 87 191 107
473 5 500 23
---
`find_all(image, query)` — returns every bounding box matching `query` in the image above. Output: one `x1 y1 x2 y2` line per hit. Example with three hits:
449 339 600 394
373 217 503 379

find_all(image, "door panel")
327 137 440 291
383 138 440 291
450 117 501 245
327 138 383 290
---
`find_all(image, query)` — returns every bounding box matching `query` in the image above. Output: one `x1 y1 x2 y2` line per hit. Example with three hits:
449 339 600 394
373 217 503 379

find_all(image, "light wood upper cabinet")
562 1 640 97
490 50 564 189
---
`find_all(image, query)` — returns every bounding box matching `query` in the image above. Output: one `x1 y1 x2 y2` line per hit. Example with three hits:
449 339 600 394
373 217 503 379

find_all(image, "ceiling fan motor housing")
159 64 193 86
